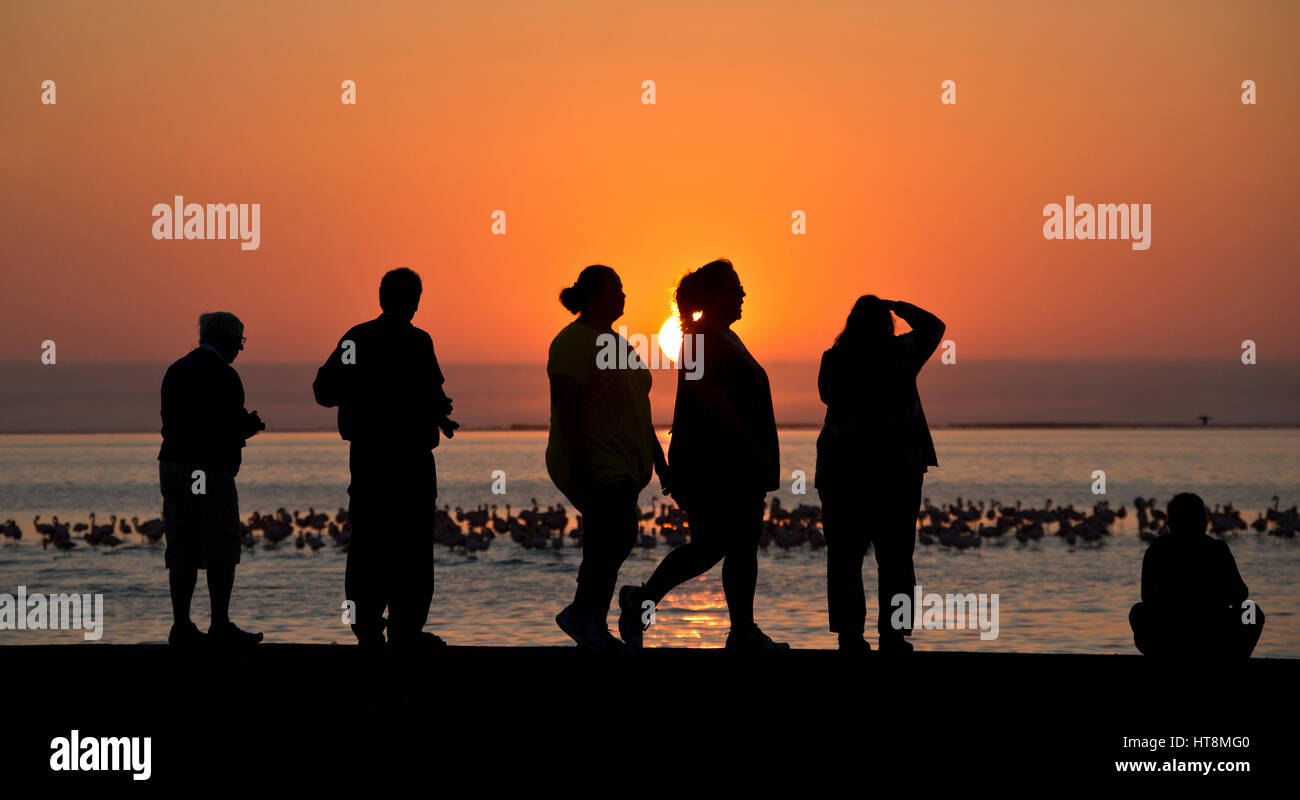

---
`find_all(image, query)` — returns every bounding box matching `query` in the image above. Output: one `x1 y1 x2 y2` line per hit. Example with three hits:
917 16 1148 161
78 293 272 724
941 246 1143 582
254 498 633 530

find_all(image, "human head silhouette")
379 268 422 321
1167 492 1208 536
676 258 743 332
198 311 244 363
559 265 624 324
834 294 894 348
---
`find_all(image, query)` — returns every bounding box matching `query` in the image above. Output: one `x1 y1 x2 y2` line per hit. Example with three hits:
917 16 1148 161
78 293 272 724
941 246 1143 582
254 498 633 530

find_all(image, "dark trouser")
160 460 241 570
571 479 641 619
346 446 436 643
160 460 243 627
819 468 924 640
642 491 766 630
1130 601 1265 658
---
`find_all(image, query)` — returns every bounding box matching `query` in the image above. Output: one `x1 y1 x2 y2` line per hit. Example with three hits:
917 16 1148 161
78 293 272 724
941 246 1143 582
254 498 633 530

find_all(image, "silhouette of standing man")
159 311 265 646
314 268 458 647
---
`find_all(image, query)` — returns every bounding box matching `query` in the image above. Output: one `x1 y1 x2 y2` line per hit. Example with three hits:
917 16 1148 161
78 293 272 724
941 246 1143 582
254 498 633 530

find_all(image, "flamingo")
133 516 165 545
1 520 21 544
305 531 325 554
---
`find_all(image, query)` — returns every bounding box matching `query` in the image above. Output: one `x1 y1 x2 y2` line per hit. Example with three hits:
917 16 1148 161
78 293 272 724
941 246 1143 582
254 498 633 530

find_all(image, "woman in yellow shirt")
547 264 670 651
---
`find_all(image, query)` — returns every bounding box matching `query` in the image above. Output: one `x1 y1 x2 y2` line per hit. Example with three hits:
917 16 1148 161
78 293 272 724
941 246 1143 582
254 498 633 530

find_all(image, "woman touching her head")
815 295 945 653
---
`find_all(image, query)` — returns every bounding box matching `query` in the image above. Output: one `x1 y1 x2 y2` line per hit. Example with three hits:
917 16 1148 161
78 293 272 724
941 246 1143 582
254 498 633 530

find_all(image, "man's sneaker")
389 631 447 649
556 605 630 653
837 633 872 654
207 620 263 646
168 620 205 647
618 585 652 649
878 634 913 655
353 626 386 647
352 615 387 646
725 623 790 651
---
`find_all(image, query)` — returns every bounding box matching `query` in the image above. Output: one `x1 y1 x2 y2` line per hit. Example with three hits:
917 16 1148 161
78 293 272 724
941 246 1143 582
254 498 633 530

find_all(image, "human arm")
817 349 849 408
1218 542 1250 607
312 337 349 409
651 427 671 495
427 336 458 439
1139 545 1157 604
888 300 946 372
549 373 592 487
229 373 264 440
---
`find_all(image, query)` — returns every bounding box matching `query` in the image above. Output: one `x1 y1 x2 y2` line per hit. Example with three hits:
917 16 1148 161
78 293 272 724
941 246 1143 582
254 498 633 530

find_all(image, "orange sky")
2 0 1297 365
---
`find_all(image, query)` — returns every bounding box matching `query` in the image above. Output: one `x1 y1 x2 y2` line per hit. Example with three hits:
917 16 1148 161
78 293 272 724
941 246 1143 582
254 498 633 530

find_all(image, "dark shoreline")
3 423 1298 435
6 642 1298 658
6 644 1293 785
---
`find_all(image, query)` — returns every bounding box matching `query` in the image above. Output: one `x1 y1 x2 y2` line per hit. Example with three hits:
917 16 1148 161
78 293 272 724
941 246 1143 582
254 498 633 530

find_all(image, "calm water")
0 429 1296 654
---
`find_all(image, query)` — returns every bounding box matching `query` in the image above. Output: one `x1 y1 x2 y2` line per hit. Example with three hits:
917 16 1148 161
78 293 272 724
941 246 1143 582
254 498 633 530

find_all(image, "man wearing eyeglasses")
159 311 266 646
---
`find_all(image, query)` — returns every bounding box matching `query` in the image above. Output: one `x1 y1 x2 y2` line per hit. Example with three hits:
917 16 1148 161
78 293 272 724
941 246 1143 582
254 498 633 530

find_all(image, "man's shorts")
160 460 241 570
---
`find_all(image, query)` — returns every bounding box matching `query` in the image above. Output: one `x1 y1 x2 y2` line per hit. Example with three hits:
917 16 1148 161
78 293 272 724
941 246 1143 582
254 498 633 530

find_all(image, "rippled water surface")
0 429 1295 654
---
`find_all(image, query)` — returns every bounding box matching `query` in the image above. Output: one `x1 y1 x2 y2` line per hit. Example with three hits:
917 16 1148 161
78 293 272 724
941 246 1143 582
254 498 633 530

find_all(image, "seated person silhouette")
1129 492 1264 658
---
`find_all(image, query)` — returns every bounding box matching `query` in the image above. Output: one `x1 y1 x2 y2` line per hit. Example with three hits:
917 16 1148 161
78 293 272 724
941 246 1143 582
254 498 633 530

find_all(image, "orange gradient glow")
1 1 1297 366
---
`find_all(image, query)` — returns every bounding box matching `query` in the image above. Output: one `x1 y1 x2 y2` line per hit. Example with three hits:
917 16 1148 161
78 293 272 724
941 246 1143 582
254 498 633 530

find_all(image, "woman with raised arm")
547 265 670 652
816 296 945 653
618 259 788 650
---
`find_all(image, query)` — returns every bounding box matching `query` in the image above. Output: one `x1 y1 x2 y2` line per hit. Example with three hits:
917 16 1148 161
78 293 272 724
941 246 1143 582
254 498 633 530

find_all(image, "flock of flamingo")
3 495 1297 559
912 496 1299 549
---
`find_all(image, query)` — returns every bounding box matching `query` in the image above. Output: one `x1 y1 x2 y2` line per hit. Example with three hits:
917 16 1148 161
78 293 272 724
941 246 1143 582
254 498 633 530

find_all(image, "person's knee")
205 561 235 577
826 552 864 578
873 549 913 580
692 546 724 572
1235 603 1264 649
1221 602 1264 628
1129 602 1145 628
1128 604 1152 654
828 531 868 556
723 533 758 561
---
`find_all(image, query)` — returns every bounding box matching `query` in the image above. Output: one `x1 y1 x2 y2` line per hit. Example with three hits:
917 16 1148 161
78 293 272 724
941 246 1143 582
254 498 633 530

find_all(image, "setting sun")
658 308 705 363
658 311 683 363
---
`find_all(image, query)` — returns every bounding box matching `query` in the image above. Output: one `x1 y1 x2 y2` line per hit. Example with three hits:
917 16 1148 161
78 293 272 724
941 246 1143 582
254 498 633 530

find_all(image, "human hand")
656 461 673 496
438 417 459 439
